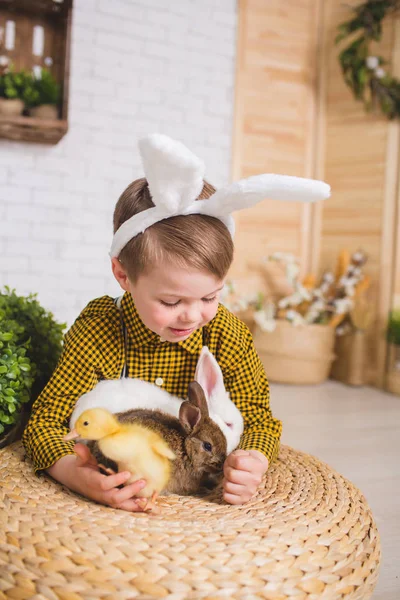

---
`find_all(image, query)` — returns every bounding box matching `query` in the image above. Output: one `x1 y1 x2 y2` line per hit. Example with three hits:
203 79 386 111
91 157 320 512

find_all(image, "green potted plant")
0 313 33 448
0 287 66 447
387 309 400 347
25 68 60 120
0 68 30 117
386 309 400 395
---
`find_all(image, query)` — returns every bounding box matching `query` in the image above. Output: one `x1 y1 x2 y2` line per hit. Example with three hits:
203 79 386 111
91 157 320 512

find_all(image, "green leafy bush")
0 314 33 435
0 287 66 413
387 309 400 346
0 69 31 101
24 69 60 108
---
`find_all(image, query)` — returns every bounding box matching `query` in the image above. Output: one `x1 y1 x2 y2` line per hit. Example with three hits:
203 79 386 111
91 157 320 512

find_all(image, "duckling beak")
63 429 80 441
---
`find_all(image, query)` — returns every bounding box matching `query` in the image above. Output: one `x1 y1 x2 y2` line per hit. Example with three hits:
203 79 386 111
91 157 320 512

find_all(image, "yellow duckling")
64 407 176 512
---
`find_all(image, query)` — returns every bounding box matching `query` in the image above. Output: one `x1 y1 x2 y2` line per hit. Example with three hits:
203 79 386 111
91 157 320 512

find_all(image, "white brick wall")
0 0 237 326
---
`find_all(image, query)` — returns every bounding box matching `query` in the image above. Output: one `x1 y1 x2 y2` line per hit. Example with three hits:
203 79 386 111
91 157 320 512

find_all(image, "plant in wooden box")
222 250 370 385
24 69 60 120
0 68 31 117
385 309 400 395
0 287 66 448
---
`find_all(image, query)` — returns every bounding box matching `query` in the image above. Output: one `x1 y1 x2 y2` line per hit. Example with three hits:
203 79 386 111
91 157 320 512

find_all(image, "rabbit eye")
83 421 89 426
203 442 212 452
226 423 233 429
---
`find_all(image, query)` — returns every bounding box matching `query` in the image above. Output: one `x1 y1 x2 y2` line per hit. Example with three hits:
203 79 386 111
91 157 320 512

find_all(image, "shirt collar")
120 292 204 354
120 292 159 348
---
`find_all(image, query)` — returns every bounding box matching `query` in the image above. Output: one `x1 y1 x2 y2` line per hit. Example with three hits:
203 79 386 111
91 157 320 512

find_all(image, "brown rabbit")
89 381 227 496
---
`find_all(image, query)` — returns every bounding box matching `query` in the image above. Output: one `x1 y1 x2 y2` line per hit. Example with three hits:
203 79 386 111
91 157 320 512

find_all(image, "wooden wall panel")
231 0 321 291
320 1 396 386
232 0 400 389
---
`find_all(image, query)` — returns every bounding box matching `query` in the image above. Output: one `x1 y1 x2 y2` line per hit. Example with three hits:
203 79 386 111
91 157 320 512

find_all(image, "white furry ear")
195 346 225 402
205 174 331 217
139 134 205 212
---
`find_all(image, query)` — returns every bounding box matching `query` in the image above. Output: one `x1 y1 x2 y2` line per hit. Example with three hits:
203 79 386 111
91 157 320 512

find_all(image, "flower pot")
0 97 24 117
385 343 400 395
253 320 336 385
330 330 366 386
0 422 21 449
29 104 58 120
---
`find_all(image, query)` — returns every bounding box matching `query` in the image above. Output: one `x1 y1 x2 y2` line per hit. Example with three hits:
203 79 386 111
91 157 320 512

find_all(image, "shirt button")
155 377 163 387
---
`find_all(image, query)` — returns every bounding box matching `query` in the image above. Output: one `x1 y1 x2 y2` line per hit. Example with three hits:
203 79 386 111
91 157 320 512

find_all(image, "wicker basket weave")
0 442 380 600
253 321 336 385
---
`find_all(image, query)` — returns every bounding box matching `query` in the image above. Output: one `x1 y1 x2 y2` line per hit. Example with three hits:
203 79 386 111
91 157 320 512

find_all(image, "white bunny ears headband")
110 134 331 258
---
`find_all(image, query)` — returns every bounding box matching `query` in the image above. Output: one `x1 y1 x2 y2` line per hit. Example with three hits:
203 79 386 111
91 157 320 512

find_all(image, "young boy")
23 134 328 512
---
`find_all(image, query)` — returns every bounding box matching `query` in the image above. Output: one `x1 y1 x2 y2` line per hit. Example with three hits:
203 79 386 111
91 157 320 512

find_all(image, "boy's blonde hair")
113 178 234 282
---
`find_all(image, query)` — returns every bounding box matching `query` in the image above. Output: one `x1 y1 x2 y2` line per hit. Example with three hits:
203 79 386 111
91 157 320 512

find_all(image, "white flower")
32 65 42 79
267 252 298 264
279 285 311 308
235 297 251 312
366 56 379 70
352 251 364 262
375 67 386 79
322 272 335 284
286 262 300 287
334 298 353 314
254 309 276 332
0 55 9 67
286 310 306 326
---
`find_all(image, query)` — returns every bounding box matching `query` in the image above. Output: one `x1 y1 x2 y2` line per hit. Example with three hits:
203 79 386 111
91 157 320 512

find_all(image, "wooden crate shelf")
0 0 72 144
0 114 67 143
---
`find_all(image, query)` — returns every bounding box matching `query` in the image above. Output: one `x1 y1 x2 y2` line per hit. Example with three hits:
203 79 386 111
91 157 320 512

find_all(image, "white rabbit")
69 346 244 454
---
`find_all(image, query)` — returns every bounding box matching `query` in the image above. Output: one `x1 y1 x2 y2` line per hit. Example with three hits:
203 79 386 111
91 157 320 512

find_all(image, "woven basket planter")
253 321 336 385
0 442 380 600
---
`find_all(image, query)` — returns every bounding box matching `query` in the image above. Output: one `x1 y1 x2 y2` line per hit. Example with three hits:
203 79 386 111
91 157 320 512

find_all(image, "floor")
270 380 400 600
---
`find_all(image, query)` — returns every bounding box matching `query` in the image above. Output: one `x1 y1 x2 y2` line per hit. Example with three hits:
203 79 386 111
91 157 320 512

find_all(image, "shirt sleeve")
215 310 282 464
22 304 122 473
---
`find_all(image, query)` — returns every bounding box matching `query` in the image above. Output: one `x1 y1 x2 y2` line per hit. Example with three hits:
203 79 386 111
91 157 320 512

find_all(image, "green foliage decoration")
0 288 66 430
0 314 33 435
0 67 60 109
24 69 60 108
387 309 400 345
336 0 400 119
0 69 32 101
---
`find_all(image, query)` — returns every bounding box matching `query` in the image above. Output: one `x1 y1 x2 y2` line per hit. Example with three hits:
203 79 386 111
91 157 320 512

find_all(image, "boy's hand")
223 449 269 505
47 443 147 512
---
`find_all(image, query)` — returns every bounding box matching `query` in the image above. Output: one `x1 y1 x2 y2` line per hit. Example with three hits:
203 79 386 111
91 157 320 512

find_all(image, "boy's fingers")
74 443 98 468
108 480 147 505
223 492 248 505
230 455 258 473
232 450 250 457
224 467 256 487
223 480 248 496
99 470 134 491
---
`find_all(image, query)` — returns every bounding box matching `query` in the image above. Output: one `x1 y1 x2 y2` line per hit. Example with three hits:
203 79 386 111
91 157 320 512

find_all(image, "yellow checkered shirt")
22 293 282 472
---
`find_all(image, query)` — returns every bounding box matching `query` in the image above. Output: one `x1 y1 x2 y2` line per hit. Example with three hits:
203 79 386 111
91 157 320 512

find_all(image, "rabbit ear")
187 381 209 416
138 134 205 213
195 347 225 403
179 402 202 433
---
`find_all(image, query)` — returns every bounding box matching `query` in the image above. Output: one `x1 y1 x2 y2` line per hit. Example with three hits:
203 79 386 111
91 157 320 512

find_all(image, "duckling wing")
99 430 173 493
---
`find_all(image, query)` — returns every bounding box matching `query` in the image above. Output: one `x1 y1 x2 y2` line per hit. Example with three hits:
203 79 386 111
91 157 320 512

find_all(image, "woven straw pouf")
0 442 380 600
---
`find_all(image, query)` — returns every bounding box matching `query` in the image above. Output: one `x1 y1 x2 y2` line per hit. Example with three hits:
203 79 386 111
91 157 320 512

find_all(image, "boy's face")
113 260 225 342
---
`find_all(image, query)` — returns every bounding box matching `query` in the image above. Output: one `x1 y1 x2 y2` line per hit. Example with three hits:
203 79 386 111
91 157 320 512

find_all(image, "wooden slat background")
320 1 397 386
230 0 321 295
231 0 400 388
